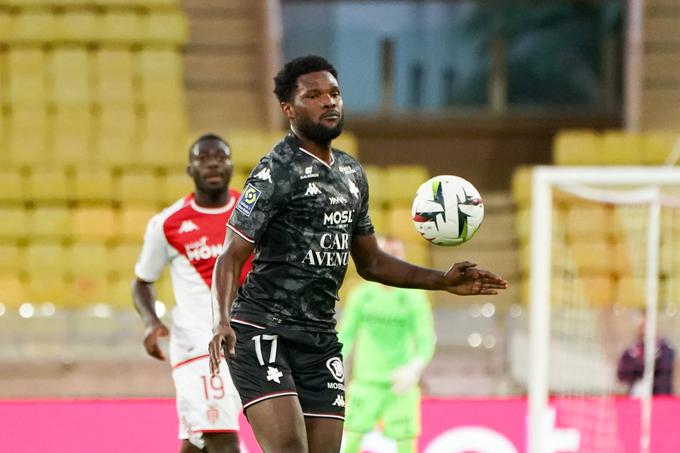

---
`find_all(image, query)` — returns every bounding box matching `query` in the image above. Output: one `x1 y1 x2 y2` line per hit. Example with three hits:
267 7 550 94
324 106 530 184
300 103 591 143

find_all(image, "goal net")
527 167 680 453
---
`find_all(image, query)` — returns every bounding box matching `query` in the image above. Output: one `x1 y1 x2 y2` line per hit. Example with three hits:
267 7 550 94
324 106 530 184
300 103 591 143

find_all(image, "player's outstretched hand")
442 261 507 296
209 322 237 376
143 322 169 361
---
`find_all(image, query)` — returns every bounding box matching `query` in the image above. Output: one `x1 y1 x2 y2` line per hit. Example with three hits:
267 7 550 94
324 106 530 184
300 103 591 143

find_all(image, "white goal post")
528 166 680 453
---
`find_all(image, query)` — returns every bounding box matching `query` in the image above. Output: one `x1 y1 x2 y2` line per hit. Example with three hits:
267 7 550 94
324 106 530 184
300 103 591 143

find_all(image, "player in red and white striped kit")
133 134 252 453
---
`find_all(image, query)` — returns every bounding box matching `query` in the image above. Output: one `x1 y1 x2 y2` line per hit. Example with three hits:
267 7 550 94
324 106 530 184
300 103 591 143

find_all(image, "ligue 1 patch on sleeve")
236 184 262 216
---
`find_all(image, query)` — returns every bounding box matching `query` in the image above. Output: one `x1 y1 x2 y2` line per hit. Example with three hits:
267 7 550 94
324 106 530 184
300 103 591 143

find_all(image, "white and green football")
411 175 484 246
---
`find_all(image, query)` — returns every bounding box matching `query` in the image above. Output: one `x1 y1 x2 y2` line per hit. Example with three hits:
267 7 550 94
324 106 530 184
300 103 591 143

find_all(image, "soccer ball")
411 175 484 246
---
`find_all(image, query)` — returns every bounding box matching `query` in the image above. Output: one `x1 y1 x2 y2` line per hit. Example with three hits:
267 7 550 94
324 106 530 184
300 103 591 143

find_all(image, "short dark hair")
273 55 338 103
188 133 229 156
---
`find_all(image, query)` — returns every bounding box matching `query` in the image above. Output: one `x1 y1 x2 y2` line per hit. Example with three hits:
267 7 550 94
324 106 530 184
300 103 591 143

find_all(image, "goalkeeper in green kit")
339 236 436 453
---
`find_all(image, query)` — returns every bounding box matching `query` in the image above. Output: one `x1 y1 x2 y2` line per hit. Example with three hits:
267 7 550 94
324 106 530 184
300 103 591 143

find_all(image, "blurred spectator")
616 311 675 396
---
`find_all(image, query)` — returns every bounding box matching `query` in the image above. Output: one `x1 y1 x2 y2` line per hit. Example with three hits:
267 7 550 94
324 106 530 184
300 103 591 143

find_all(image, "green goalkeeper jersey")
338 281 436 384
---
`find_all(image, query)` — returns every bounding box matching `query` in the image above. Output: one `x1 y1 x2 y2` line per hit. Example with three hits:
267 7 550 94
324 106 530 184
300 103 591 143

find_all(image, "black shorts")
228 320 346 420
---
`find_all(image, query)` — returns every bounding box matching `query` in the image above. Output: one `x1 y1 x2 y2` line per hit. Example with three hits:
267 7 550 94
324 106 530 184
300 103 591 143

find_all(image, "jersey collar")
190 195 236 214
287 132 335 169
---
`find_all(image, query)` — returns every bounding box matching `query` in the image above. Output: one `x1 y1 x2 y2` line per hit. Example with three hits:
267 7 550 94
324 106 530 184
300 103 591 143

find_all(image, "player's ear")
281 101 294 119
186 163 194 178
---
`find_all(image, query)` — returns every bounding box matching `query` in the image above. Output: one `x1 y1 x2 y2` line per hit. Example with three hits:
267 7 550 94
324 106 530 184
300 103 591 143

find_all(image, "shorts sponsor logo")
236 184 262 216
327 382 345 390
326 357 344 382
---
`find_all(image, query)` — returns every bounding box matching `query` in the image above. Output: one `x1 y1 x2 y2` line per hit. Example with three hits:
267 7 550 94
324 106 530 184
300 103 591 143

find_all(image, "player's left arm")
351 233 507 295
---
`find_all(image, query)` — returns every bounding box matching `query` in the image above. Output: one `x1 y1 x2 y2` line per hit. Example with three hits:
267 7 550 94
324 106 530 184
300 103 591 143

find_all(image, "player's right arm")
208 230 254 376
133 214 171 361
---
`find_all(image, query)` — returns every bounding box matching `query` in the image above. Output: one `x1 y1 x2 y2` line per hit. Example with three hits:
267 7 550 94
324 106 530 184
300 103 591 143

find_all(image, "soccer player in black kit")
209 55 507 453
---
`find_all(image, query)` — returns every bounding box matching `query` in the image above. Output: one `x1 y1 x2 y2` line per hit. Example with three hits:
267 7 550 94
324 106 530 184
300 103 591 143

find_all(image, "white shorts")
172 355 241 448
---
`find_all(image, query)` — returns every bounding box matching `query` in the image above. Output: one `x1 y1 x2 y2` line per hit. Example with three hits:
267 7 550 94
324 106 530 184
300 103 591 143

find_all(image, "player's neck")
290 129 333 164
194 190 229 208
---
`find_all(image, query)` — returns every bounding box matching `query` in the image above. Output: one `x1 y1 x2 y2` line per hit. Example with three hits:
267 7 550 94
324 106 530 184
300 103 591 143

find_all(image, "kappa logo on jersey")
236 184 262 216
348 179 360 199
332 394 345 408
305 183 322 196
178 220 200 234
266 366 283 384
326 357 344 382
255 167 272 183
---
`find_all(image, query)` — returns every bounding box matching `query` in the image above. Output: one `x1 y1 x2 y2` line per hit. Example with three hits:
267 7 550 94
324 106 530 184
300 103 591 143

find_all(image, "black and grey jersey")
227 133 374 332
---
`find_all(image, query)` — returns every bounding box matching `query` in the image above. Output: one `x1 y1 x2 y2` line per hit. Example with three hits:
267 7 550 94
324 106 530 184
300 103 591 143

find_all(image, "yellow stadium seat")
363 165 387 205
117 171 160 205
106 276 134 310
0 275 28 309
53 107 93 165
73 167 114 202
49 47 91 106
332 132 359 157
94 48 135 107
67 242 111 278
565 204 611 241
25 242 67 275
137 48 182 80
29 206 72 240
27 168 70 203
569 240 612 274
26 276 68 305
72 207 118 241
0 207 28 240
94 107 137 166
55 10 99 43
601 131 643 165
143 10 188 45
0 169 27 203
6 48 46 105
7 106 49 165
0 11 10 43
385 206 421 242
6 10 55 44
553 130 602 165
0 244 22 273
403 240 429 267
142 108 187 139
581 276 614 306
643 132 678 165
119 206 156 241
660 278 680 305
368 206 386 234
511 166 532 206
612 240 640 278
100 11 144 44
384 165 429 205
69 275 109 308
160 171 194 205
230 169 248 193
140 77 185 108
660 239 680 277
110 242 141 275
139 136 187 169
615 277 645 308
